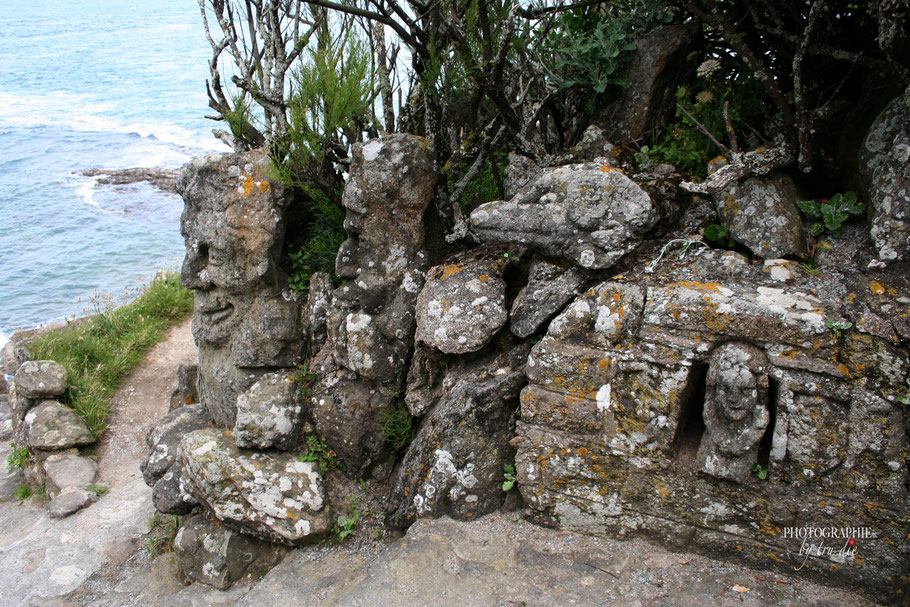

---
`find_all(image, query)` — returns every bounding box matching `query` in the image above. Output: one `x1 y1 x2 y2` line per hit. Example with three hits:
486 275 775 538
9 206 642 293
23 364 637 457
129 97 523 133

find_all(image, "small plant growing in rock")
297 435 346 475
897 392 910 405
502 463 518 491
6 443 29 471
798 191 864 237
751 462 769 480
332 496 362 543
13 484 32 501
380 396 416 453
825 319 853 339
86 484 109 496
703 223 735 248
146 513 179 558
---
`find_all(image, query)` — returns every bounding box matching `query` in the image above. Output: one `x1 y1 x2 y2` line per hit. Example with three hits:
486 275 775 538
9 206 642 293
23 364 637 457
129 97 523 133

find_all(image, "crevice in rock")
756 377 779 470
671 362 707 470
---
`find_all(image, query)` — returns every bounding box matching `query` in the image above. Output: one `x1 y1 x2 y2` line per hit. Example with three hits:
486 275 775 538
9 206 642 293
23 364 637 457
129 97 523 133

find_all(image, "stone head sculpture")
177 151 302 427
696 342 770 482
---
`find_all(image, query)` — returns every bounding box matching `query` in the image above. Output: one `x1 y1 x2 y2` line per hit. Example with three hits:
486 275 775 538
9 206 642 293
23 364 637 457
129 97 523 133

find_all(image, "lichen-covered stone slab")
415 253 509 354
180 429 330 545
510 258 585 338
175 513 288 590
14 360 67 400
25 401 94 450
388 346 528 528
142 404 211 514
860 93 910 261
47 486 97 519
233 372 301 451
714 172 808 259
470 163 658 270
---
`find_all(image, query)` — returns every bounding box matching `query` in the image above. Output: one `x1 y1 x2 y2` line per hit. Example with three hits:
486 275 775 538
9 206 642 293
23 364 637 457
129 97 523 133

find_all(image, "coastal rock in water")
25 401 95 450
174 513 288 590
13 360 68 400
142 404 211 514
714 172 808 259
169 363 199 410
470 163 658 270
388 346 528 529
43 452 97 498
414 251 509 354
309 134 436 475
510 258 585 339
860 92 910 261
82 167 180 194
233 372 301 451
180 429 331 545
178 149 303 428
47 486 97 519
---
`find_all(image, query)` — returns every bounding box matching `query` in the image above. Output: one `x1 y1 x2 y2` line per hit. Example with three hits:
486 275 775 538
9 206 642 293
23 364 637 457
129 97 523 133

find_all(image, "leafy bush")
287 199 346 296
297 435 347 476
380 397 416 453
28 273 193 437
6 444 29 471
798 192 864 237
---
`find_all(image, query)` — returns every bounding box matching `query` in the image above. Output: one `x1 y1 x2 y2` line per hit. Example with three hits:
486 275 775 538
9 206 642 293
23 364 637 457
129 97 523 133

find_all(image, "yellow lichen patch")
703 301 731 332
565 393 585 406
813 340 822 349
437 264 466 280
478 275 489 282
657 488 669 499
781 350 797 359
578 447 588 456
766 553 783 563
597 359 611 371
837 363 850 376
847 293 857 302
668 280 728 293
612 293 621 301
600 165 622 173
759 521 781 536
869 281 886 295
257 180 271 193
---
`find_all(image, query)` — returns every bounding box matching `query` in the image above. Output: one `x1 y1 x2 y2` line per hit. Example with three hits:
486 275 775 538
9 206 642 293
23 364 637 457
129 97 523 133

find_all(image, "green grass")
28 273 193 439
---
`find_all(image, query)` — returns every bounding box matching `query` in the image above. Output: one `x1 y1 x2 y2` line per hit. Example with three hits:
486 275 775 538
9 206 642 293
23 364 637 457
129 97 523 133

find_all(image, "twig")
715 585 730 598
751 574 793 585
644 594 668 607
723 101 739 154
583 561 620 579
793 0 825 172
677 103 729 157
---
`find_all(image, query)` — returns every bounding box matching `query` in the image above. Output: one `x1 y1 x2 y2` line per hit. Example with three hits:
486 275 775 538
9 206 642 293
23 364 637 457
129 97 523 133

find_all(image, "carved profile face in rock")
696 342 770 482
177 150 300 364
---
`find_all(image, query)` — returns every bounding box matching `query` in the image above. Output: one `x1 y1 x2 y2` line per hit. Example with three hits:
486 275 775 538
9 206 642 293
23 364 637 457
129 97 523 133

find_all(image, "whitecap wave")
0 331 8 352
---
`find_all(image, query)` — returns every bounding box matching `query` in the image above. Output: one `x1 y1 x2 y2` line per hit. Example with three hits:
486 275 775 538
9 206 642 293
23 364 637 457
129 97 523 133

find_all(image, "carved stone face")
710 357 759 423
178 151 285 348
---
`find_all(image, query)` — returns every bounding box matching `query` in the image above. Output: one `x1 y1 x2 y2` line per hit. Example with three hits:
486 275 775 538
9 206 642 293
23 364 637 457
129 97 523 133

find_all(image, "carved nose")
181 241 213 290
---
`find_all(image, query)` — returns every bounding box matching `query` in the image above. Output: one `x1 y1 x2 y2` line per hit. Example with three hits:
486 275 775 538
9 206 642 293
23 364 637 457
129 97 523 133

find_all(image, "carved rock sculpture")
695 342 770 482
177 150 303 428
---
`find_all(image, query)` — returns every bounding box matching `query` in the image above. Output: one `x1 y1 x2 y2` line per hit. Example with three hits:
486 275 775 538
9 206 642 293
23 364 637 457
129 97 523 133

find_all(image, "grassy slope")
28 273 193 438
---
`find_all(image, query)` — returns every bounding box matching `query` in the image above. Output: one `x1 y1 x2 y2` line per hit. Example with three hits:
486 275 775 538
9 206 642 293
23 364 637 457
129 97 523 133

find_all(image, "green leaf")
502 480 515 491
797 199 819 214
810 222 824 237
703 224 728 241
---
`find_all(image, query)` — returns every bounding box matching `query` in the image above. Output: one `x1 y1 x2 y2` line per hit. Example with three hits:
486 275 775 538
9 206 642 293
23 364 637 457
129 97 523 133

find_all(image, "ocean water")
0 0 231 347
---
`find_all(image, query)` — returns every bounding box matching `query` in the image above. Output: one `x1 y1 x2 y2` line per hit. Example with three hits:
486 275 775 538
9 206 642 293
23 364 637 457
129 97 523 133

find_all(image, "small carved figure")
696 342 770 482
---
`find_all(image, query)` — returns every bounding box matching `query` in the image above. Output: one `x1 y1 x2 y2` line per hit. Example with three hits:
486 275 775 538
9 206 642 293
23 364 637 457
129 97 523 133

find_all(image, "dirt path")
97 319 197 486
0 319 196 606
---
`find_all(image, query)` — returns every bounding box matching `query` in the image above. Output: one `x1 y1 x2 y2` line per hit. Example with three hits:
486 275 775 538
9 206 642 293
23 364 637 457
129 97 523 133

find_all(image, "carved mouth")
199 302 235 324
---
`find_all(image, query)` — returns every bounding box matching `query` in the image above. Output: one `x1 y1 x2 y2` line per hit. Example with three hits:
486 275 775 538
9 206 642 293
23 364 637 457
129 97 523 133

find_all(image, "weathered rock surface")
515 248 909 602
0 441 23 501
43 452 98 498
82 167 180 194
860 91 910 261
13 360 68 400
25 400 95 450
388 346 527 529
309 134 436 475
48 486 98 518
715 171 808 259
470 163 659 270
174 512 288 590
179 149 302 428
510 258 585 338
233 372 301 451
142 404 211 514
169 363 199 410
414 251 509 354
180 429 331 545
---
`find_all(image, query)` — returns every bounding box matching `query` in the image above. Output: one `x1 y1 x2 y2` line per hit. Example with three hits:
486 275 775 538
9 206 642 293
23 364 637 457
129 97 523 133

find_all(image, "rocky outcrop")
180 429 331 546
514 248 909 599
43 452 97 498
860 91 910 261
389 346 528 529
715 172 808 259
12 360 67 400
47 487 98 519
308 134 436 476
174 513 288 589
470 163 662 270
414 251 509 354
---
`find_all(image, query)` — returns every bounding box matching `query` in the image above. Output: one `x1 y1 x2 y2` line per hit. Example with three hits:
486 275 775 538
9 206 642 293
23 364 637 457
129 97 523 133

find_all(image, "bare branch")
723 100 739 154
793 0 825 172
681 147 794 195
677 103 730 157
